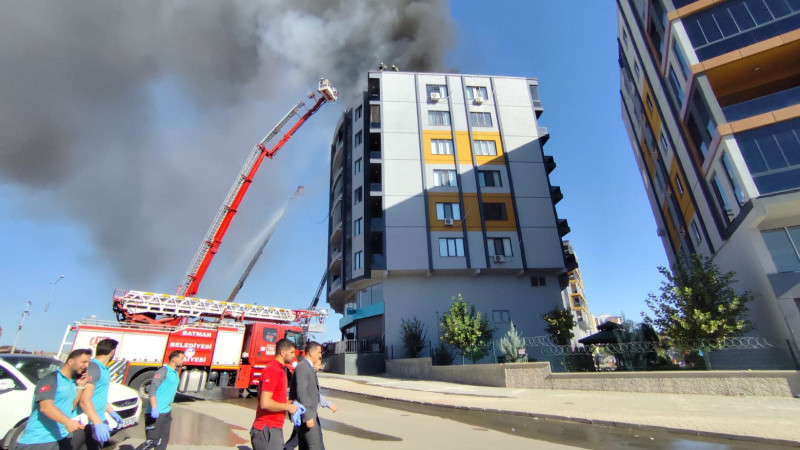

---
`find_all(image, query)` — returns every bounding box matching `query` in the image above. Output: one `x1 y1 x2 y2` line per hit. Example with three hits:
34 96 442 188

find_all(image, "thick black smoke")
0 0 452 288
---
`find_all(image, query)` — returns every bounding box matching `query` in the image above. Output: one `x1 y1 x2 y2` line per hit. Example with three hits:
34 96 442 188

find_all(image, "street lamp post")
43 274 65 318
10 301 32 354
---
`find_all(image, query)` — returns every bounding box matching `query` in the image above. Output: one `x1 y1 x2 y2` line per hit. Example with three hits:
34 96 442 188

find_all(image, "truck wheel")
129 371 155 400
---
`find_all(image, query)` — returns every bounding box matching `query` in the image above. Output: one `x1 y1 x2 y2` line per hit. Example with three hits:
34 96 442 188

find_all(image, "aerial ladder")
113 289 328 328
300 270 328 334
179 79 338 297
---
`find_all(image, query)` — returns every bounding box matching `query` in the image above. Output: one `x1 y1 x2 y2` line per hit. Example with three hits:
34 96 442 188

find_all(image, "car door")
0 361 31 441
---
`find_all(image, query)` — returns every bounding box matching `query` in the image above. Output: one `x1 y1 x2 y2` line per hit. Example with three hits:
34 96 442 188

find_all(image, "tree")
644 253 751 349
440 294 494 364
542 307 575 346
498 320 527 363
399 316 427 358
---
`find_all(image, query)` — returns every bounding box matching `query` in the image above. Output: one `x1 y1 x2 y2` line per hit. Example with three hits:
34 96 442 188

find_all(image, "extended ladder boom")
179 79 338 297
113 289 327 325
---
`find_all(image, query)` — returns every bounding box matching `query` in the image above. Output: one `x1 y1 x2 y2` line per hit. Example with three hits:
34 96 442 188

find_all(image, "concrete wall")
387 358 800 397
324 353 386 376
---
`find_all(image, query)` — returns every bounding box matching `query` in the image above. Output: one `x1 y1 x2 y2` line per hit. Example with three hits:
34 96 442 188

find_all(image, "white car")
0 355 141 449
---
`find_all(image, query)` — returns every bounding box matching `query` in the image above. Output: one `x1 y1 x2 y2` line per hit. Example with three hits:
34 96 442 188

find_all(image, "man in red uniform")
251 339 301 450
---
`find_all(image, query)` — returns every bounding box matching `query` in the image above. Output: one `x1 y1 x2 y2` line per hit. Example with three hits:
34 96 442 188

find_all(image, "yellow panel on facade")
641 80 662 138
461 194 483 232
668 160 695 224
481 192 517 232
661 203 681 254
455 131 472 167
422 130 457 165
428 192 467 232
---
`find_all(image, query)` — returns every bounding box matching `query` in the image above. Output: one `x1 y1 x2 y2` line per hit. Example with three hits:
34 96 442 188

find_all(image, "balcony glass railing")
723 86 800 122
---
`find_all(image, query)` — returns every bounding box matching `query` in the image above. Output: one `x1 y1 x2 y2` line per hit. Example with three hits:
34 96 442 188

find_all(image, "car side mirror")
0 378 17 392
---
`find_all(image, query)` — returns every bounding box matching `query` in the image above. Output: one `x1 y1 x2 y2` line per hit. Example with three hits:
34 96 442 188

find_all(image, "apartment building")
617 0 800 368
561 241 598 345
327 71 570 363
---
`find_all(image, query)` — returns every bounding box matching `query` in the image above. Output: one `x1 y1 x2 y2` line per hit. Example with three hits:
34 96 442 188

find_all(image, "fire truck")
58 290 326 397
57 79 337 397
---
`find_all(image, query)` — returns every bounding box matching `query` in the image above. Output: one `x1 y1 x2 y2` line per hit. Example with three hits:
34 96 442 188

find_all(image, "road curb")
322 386 800 447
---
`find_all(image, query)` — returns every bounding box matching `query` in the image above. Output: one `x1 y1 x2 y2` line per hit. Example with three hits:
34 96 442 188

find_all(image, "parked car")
0 354 141 449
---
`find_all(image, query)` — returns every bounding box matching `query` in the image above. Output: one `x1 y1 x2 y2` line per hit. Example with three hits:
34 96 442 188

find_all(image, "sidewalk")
318 372 800 446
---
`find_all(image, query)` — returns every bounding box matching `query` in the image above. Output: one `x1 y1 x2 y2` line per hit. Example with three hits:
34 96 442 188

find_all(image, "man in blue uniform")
14 348 92 450
72 339 122 450
141 350 183 450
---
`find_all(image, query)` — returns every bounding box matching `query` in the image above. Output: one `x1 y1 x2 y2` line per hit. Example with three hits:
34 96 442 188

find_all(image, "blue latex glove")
109 411 123 428
92 422 111 443
150 409 160 420
291 402 306 427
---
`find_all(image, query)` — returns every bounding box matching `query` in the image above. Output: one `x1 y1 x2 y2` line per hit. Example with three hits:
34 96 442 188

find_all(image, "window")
478 170 502 187
435 203 461 220
263 327 278 343
658 132 670 157
622 29 629 46
354 187 363 204
672 40 690 80
646 94 654 112
426 84 448 98
634 61 640 79
428 111 451 126
483 203 507 221
712 173 733 223
720 153 745 205
530 276 546 287
433 169 457 187
492 310 510 323
354 251 363 270
465 86 488 100
573 298 581 307
690 219 702 245
737 118 800 195
668 67 684 107
488 238 512 256
355 105 363 120
369 105 381 126
354 131 363 146
762 226 800 272
354 158 362 175
439 238 465 257
470 112 492 127
473 140 498 156
674 175 685 196
431 139 454 155
354 218 363 236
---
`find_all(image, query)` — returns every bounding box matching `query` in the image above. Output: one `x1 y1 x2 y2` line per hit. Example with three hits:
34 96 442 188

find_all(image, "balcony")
538 127 549 145
550 185 563 205
369 150 382 161
544 155 556 174
369 183 382 194
370 217 385 230
371 253 386 270
557 218 571 237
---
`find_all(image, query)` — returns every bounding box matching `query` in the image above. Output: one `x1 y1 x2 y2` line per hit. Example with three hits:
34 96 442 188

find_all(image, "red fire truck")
58 290 326 397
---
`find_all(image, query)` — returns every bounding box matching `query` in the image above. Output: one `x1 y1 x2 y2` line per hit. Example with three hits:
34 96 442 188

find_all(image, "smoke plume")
0 0 452 289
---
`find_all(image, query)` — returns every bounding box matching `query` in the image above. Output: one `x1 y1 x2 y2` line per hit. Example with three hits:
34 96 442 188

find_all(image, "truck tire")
129 370 155 400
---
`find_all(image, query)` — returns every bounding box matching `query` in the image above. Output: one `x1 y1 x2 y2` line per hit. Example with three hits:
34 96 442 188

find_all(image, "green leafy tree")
399 316 427 358
542 307 575 346
644 253 752 348
498 320 527 363
440 294 494 364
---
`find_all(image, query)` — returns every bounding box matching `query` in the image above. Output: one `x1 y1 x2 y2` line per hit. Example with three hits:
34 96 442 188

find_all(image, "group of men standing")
13 339 183 450
13 337 333 450
251 339 337 450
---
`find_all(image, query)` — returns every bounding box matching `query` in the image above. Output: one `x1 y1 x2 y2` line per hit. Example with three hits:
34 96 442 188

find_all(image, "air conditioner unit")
493 255 505 263
430 92 441 101
443 218 455 226
473 97 485 105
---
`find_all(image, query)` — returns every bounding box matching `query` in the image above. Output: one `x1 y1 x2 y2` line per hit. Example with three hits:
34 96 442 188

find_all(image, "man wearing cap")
14 349 91 450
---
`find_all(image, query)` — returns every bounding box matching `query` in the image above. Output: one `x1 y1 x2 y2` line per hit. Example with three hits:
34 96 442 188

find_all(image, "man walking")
284 358 336 450
142 350 184 450
291 341 325 450
251 339 301 450
73 339 123 450
14 349 91 450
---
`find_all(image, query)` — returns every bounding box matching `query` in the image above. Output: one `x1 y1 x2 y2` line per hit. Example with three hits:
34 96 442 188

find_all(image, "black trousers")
70 421 109 450
283 419 326 450
140 412 172 450
297 416 323 450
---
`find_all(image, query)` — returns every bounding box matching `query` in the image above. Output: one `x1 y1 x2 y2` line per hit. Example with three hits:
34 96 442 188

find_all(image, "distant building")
617 0 800 368
594 315 623 328
560 241 597 345
326 71 571 370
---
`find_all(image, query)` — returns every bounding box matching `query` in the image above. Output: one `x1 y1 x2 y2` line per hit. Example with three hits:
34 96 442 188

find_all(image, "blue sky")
0 1 668 352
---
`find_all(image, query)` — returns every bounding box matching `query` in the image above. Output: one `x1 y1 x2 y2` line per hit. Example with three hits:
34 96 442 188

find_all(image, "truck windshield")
284 331 303 349
263 328 278 343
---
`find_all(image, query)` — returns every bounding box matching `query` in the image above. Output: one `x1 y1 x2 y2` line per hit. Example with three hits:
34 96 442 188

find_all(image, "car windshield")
1 356 62 383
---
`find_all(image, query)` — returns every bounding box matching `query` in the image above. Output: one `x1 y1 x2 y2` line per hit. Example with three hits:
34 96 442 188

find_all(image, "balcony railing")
333 338 384 354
